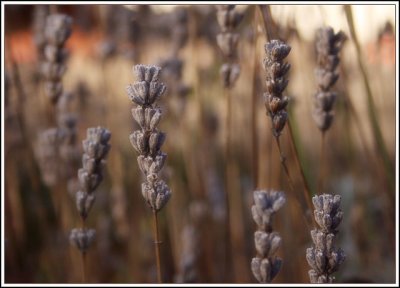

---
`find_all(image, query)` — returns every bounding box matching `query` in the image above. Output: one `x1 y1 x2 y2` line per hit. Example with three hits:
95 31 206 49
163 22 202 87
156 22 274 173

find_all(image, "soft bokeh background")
3 4 396 284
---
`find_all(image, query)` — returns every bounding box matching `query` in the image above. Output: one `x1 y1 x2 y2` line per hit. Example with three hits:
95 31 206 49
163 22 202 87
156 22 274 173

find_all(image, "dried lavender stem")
275 137 313 229
287 121 314 214
82 252 86 283
317 131 326 193
251 8 260 188
153 210 162 283
80 217 86 283
126 65 171 283
266 133 273 188
223 87 233 282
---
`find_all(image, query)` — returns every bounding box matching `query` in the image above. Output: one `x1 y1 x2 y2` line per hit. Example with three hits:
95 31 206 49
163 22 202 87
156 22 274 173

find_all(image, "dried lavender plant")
306 195 346 283
33 5 50 64
126 64 171 283
312 27 346 132
261 39 316 220
216 6 244 282
42 14 72 105
312 27 346 194
263 40 291 139
160 8 190 116
251 190 286 283
216 5 243 88
70 127 111 282
36 14 73 186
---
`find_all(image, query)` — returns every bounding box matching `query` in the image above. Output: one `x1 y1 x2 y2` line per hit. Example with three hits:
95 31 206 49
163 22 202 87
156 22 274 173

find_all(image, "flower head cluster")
216 5 243 88
70 127 111 254
312 27 346 131
127 65 171 212
263 40 291 137
42 14 72 104
251 190 286 283
306 194 346 283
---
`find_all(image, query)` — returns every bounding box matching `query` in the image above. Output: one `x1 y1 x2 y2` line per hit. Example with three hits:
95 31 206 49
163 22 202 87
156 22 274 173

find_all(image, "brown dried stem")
251 7 260 188
287 120 314 213
317 131 326 194
223 87 233 282
153 210 162 283
275 136 313 229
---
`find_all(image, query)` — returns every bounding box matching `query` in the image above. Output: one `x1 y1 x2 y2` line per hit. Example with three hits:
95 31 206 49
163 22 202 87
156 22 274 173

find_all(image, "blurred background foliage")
3 4 396 283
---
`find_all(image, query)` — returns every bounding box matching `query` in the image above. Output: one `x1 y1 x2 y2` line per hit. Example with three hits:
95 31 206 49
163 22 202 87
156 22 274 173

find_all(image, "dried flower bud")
141 179 171 212
251 257 282 283
41 62 66 81
252 190 286 229
45 14 73 46
149 108 162 130
78 168 101 193
132 106 145 129
312 194 343 232
149 131 166 156
45 82 63 103
312 26 346 132
312 109 334 131
76 190 96 220
265 40 291 62
307 193 345 283
129 131 148 155
148 82 167 104
220 63 240 88
254 231 281 258
314 91 336 111
69 228 96 253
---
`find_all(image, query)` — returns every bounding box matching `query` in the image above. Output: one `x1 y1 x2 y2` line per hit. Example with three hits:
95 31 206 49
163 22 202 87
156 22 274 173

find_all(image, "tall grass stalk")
251 7 260 188
344 5 394 195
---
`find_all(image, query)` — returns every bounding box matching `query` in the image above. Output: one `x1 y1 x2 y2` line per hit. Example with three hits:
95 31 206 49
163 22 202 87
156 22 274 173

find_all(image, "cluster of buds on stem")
251 190 286 283
216 5 243 88
42 14 72 104
126 65 171 212
70 127 111 254
312 27 346 131
263 40 291 138
306 194 346 283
